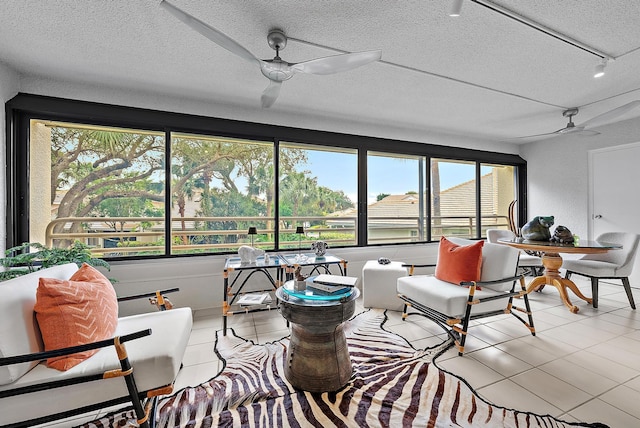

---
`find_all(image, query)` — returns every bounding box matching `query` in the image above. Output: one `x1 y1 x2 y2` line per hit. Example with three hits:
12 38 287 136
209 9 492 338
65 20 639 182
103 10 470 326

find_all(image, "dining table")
498 238 622 313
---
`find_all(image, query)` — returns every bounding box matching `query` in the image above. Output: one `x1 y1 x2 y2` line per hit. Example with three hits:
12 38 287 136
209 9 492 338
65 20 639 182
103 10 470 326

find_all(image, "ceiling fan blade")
291 50 381 75
578 100 640 129
261 81 282 108
577 130 601 136
160 0 259 64
508 131 558 140
557 125 583 134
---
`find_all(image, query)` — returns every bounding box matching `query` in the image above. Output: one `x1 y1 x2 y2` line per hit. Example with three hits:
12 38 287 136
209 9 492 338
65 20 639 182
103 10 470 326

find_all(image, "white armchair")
563 232 639 309
487 228 543 277
397 237 534 356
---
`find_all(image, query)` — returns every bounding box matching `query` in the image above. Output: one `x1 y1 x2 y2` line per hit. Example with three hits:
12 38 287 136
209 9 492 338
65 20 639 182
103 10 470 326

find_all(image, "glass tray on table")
281 278 355 301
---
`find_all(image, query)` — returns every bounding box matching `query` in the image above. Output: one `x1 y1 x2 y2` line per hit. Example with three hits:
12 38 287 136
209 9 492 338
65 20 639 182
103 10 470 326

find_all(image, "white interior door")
589 142 640 286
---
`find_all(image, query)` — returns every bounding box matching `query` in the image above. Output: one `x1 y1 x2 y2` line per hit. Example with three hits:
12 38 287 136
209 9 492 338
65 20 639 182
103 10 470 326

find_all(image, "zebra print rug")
82 309 607 428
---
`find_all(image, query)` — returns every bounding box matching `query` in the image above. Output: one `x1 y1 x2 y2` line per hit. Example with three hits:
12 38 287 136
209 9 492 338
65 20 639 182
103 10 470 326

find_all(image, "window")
367 152 426 244
30 120 166 257
7 94 527 258
170 133 274 255
431 159 476 239
480 163 516 235
279 143 357 250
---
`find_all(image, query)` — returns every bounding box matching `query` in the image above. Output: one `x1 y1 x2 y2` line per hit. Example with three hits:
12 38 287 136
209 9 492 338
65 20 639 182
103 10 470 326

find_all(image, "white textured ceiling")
2 0 640 143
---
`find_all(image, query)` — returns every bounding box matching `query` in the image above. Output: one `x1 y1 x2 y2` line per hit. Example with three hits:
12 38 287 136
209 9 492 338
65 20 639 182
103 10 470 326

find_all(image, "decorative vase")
311 240 328 257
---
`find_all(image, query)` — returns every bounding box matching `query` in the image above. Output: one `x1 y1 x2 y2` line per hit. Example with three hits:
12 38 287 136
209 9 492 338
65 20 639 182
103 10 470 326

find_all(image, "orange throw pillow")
34 264 118 371
435 237 484 284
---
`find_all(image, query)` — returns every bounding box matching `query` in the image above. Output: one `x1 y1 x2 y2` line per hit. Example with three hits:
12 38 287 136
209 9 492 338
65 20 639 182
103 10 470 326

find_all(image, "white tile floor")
41 276 639 428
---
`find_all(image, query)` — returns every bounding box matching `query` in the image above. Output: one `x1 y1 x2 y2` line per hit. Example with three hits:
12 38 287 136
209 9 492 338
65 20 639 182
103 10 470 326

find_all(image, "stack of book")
305 274 358 294
236 292 272 306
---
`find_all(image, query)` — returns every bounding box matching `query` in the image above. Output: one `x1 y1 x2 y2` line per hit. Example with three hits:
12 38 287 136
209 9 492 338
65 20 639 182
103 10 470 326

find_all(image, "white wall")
520 116 640 241
0 62 20 257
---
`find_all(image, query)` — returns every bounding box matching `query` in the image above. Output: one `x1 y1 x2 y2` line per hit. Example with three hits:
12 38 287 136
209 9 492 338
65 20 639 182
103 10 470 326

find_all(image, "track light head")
449 0 463 17
594 58 611 78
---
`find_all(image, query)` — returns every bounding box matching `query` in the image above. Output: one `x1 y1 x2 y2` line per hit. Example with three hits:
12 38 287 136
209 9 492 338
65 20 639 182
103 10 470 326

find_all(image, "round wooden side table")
276 280 359 392
498 238 621 313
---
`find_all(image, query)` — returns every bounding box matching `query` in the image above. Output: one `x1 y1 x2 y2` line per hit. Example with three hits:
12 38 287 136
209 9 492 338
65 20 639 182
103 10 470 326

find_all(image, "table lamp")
248 226 257 247
296 226 305 258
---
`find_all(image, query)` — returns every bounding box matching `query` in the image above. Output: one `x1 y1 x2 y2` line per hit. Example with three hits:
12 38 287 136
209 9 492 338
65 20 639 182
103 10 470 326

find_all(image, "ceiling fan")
514 100 640 139
159 0 382 108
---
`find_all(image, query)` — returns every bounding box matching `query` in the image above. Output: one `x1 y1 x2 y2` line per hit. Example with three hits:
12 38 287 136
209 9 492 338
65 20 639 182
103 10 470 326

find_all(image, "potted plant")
0 241 110 281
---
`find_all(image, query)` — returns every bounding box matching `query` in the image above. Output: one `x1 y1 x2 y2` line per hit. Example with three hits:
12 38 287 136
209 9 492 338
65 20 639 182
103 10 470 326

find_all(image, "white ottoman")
362 260 408 311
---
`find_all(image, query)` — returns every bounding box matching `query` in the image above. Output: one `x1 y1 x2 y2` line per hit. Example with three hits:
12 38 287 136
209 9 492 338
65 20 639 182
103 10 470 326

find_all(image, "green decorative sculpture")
550 225 575 244
521 216 555 241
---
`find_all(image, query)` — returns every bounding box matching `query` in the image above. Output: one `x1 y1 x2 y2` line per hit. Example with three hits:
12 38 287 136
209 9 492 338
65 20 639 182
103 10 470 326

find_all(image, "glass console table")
279 253 348 280
222 253 350 335
222 255 285 335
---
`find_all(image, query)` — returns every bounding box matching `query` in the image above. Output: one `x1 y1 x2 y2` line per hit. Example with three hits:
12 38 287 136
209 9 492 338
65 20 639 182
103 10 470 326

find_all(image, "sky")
305 150 480 204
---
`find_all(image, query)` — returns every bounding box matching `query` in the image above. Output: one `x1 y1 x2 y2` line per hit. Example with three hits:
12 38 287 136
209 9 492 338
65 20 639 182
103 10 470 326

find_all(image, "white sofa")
0 263 193 428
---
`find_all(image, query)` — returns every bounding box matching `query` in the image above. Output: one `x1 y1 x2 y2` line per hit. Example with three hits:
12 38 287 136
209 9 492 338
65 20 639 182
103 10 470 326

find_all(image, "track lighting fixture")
594 58 608 78
449 0 463 17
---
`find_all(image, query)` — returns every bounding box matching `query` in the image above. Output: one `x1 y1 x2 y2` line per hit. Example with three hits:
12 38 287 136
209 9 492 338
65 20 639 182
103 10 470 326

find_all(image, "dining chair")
563 231 640 309
487 229 543 277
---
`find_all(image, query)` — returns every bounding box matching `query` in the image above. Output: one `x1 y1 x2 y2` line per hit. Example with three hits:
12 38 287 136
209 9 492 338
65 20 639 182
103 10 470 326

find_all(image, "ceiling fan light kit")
160 0 381 108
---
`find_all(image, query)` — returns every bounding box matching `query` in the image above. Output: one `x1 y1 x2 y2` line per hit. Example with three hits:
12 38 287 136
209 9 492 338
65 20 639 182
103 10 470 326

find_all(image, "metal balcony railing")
44 215 509 256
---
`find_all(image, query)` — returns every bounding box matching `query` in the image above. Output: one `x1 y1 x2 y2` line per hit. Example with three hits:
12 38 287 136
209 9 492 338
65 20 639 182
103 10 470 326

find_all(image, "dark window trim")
5 92 528 254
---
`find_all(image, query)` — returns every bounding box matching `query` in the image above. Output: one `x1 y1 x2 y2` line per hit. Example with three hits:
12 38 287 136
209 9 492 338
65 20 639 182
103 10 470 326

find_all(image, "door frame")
588 141 640 240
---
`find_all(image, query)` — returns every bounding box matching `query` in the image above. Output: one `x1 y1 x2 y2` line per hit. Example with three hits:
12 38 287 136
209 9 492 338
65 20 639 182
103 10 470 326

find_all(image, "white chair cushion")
579 232 640 277
397 238 520 318
397 275 508 318
0 263 80 385
562 259 619 277
0 307 193 426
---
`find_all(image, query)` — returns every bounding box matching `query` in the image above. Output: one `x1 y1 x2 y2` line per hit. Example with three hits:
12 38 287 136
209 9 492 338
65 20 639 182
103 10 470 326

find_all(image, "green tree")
51 127 165 242
95 196 163 233
280 171 318 218
242 146 306 238
195 189 263 245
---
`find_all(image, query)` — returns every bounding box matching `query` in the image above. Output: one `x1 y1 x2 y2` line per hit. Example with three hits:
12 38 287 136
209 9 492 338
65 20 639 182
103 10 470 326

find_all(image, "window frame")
5 93 528 258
